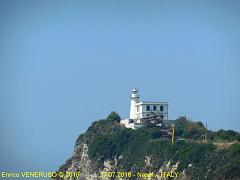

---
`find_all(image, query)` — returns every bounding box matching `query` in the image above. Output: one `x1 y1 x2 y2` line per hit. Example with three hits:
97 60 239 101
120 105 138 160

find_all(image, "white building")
120 88 169 129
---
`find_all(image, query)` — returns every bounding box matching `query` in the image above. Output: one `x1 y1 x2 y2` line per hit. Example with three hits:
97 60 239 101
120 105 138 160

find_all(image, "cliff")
55 112 240 180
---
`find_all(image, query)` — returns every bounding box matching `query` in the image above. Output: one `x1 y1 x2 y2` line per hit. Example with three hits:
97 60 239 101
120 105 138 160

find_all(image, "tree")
106 111 121 122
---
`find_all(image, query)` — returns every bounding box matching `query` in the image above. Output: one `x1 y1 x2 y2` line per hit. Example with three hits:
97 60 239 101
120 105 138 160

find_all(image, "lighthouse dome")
131 88 139 99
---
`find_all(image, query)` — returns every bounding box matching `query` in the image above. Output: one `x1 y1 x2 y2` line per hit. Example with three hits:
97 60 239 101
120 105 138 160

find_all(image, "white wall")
137 104 168 119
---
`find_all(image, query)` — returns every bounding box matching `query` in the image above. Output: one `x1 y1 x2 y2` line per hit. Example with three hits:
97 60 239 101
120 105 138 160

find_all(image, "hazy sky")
1 0 240 173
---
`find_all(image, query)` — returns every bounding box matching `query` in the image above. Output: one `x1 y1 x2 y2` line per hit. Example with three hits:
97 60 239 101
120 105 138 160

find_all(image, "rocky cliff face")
58 142 188 180
62 143 97 180
56 114 240 180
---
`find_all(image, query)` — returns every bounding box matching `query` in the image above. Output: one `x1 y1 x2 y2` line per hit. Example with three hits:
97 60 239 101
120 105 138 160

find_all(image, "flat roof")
136 101 168 105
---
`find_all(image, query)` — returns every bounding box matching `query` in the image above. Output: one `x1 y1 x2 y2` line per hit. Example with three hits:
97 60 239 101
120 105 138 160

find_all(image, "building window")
146 105 150 111
153 105 156 111
160 106 163 111
137 106 139 112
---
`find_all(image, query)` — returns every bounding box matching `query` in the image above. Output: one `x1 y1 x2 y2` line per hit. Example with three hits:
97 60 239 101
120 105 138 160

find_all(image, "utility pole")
172 124 175 144
205 123 208 141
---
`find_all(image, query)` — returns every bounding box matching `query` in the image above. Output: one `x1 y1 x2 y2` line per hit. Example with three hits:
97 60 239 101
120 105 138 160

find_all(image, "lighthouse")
120 88 169 129
130 88 139 119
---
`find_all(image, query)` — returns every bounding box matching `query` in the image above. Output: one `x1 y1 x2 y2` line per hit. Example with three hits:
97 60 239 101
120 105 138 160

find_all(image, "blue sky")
0 0 240 173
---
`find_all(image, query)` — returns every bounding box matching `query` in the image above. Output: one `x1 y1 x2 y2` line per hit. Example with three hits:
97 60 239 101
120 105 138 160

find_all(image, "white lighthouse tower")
130 88 139 119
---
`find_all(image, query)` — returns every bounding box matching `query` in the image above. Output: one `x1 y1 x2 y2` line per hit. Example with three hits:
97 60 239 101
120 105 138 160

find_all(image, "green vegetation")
106 111 121 122
208 129 240 142
175 116 206 140
75 112 240 179
175 116 240 142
